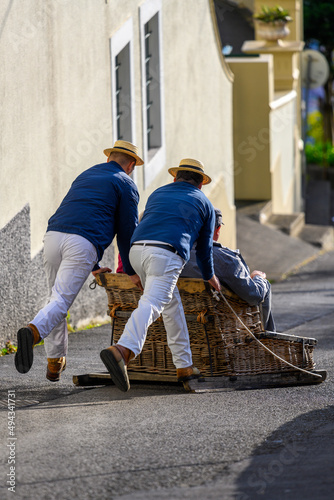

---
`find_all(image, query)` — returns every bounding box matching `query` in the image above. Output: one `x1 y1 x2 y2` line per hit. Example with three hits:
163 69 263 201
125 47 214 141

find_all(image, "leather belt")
132 242 178 255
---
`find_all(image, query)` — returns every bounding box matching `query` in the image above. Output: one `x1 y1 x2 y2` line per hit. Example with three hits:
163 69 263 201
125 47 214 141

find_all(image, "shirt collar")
109 160 124 172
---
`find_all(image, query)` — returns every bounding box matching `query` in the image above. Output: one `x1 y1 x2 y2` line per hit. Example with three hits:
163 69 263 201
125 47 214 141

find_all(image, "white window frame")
110 18 137 182
139 0 166 188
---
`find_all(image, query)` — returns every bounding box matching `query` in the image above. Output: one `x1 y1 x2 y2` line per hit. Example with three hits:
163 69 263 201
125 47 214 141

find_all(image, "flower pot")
256 21 290 42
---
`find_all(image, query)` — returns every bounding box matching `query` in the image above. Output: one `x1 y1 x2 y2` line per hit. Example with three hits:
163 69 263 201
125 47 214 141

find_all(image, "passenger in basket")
15 141 144 381
182 208 276 332
100 159 221 392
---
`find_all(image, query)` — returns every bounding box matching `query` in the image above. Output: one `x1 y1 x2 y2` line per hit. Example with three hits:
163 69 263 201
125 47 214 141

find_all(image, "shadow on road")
234 405 334 500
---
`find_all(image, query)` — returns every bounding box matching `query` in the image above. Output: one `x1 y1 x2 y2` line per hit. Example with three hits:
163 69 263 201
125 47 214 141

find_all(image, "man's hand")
129 273 144 291
208 274 221 292
250 270 266 280
92 267 112 277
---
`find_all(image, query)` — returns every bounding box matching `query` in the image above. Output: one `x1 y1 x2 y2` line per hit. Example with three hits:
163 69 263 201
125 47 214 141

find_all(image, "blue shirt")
182 242 270 305
131 181 215 280
47 161 139 275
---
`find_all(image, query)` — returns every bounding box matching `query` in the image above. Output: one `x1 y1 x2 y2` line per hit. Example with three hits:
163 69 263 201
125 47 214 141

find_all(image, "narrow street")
0 251 333 500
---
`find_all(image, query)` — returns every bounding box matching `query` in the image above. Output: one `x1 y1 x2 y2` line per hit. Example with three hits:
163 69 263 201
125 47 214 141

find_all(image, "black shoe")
100 347 130 392
15 327 34 374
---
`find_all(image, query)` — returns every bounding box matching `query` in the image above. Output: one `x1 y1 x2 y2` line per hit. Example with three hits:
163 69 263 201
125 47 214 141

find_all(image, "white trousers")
31 231 98 358
118 244 193 369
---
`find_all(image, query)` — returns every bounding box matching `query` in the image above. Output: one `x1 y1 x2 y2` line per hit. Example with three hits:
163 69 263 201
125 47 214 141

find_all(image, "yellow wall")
228 56 273 200
228 56 301 213
229 0 303 213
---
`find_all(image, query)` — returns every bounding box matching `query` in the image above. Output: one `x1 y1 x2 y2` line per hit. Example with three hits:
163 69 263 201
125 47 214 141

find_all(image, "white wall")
1 0 235 253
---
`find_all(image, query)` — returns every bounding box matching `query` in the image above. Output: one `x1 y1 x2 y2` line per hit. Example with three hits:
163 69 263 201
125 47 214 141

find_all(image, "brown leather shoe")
100 345 134 392
177 366 203 382
15 324 42 374
46 357 66 382
113 344 135 365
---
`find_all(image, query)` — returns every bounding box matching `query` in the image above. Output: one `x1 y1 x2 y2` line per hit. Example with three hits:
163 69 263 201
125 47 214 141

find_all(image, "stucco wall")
0 206 113 347
1 1 113 255
161 0 235 247
270 91 300 213
1 0 234 244
228 55 301 213
0 0 234 347
134 0 235 247
228 55 273 200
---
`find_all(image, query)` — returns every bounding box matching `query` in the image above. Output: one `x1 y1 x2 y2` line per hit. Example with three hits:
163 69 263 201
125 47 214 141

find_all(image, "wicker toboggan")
95 273 317 379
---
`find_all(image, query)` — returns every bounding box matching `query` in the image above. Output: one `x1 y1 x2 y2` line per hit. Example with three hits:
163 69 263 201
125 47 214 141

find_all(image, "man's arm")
194 205 215 281
214 247 270 305
250 270 266 280
92 266 112 276
115 183 143 290
116 182 139 276
128 273 144 291
208 274 221 292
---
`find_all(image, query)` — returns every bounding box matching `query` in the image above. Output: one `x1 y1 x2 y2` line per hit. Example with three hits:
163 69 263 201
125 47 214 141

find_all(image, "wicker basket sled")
73 273 326 391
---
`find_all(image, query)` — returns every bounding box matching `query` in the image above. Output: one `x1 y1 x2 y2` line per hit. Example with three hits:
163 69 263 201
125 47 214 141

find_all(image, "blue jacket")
131 181 215 280
182 242 270 305
47 161 139 275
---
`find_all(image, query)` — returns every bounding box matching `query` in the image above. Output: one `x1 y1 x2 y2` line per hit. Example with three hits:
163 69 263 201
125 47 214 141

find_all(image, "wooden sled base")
184 369 327 392
73 371 178 387
73 369 327 391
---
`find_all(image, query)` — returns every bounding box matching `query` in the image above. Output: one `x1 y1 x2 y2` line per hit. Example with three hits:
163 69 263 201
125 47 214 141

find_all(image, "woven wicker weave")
96 273 316 377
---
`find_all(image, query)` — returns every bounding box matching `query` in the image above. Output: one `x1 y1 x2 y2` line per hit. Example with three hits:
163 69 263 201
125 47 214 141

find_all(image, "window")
110 18 135 145
140 0 165 187
115 44 132 141
144 13 162 153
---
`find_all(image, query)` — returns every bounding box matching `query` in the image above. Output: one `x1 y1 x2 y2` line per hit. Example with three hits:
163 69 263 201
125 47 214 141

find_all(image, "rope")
110 316 115 345
89 279 97 290
197 309 208 324
109 303 121 318
194 308 212 374
202 320 214 377
214 290 322 379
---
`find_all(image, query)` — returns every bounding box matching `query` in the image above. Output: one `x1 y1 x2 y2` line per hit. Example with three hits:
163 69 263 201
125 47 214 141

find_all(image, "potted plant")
254 5 293 42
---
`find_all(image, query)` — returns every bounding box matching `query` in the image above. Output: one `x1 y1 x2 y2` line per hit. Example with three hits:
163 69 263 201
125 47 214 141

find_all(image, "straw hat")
168 158 211 185
103 140 144 166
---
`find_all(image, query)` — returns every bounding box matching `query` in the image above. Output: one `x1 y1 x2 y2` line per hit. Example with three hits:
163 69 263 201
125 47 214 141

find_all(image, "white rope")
215 290 322 379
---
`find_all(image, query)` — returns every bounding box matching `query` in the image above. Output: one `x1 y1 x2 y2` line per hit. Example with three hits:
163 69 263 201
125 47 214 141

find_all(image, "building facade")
0 0 234 346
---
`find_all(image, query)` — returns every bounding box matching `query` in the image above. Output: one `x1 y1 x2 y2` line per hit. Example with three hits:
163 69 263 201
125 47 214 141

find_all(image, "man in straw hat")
15 140 144 381
182 208 276 332
100 158 221 391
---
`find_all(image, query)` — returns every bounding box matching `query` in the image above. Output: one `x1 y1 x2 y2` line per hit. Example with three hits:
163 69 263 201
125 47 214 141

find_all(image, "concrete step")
265 212 305 238
236 200 272 223
298 224 334 251
236 198 334 258
236 213 319 282
237 201 306 238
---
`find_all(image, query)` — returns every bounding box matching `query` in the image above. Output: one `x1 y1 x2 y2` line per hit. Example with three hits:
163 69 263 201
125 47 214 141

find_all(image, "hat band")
180 165 204 174
114 146 137 155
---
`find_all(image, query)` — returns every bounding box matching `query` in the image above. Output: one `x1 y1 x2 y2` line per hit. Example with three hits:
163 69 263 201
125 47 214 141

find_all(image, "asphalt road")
0 251 333 500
